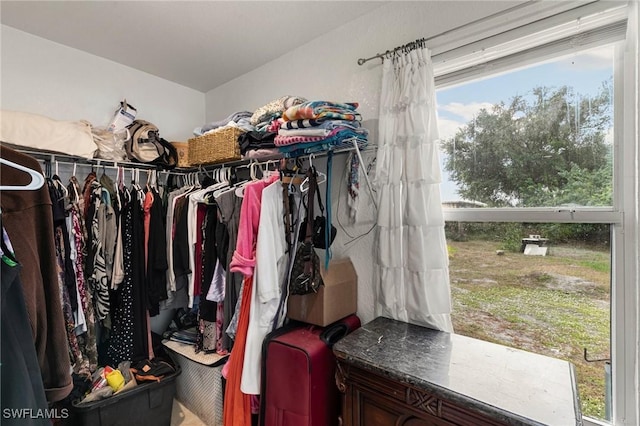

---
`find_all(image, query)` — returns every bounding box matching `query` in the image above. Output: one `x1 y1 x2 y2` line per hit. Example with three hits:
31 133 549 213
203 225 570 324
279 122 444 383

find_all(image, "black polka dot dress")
107 190 134 364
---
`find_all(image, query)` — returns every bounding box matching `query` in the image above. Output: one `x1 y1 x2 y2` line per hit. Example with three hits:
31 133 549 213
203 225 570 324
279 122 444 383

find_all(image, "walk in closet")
2 1 638 426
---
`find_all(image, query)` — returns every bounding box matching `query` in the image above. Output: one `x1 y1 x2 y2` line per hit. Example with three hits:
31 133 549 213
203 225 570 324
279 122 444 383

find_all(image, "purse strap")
315 173 324 215
304 167 317 242
303 166 318 280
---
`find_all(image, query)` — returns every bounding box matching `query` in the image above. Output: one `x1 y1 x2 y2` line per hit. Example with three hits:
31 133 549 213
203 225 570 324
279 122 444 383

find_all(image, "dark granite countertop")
333 316 582 426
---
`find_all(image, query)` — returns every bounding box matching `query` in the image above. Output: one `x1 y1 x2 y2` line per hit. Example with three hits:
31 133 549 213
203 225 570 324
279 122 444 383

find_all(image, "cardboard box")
287 258 357 327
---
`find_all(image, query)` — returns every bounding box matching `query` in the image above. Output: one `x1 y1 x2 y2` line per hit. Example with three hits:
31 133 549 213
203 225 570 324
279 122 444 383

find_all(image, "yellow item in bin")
106 369 125 392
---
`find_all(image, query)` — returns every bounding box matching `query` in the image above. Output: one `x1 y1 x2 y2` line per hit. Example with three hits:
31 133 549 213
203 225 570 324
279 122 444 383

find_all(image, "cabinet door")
352 386 455 426
338 362 508 426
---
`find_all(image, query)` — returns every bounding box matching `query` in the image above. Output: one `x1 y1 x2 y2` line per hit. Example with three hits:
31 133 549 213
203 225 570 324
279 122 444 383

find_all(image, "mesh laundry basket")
163 340 227 426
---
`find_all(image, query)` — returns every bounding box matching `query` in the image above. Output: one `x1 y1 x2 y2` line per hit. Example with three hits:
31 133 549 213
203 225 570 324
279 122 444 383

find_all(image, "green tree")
441 81 612 207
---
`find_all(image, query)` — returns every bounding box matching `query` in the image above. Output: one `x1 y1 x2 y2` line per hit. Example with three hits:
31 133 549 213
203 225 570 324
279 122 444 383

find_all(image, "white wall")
1 25 204 142
205 2 518 123
204 1 516 325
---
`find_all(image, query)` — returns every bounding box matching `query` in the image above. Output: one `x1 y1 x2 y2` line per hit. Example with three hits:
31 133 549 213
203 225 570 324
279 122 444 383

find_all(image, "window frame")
432 5 637 425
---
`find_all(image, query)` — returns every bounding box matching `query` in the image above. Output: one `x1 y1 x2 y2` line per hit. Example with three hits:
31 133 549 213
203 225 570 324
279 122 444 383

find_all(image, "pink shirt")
229 175 279 277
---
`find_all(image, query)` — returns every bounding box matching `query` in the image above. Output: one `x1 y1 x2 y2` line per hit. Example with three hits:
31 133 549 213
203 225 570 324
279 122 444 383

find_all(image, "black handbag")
289 167 323 295
298 169 337 249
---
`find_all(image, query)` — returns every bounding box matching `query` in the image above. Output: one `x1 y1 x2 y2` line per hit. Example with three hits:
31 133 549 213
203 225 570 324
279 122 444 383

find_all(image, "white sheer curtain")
374 46 452 332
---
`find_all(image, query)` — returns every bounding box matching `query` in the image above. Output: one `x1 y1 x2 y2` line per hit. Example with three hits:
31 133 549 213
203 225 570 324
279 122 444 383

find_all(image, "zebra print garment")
88 182 110 322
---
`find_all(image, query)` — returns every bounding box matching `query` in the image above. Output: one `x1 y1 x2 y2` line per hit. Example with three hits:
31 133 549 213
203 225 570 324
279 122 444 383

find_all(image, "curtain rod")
357 38 427 65
356 0 535 66
355 0 592 66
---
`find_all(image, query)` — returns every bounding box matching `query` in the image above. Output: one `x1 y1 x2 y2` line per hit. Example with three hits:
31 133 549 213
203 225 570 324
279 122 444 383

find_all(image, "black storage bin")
70 365 181 426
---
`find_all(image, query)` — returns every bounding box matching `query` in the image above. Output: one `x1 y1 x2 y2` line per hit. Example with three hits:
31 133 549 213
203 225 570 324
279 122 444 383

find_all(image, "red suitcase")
260 315 361 426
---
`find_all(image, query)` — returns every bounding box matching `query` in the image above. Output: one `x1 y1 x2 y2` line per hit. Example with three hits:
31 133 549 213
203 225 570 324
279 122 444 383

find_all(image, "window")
438 46 614 209
431 2 636 425
446 221 611 420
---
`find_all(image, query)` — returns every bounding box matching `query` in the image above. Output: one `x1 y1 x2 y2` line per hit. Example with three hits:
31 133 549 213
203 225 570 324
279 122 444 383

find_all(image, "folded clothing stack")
194 111 254 137
274 101 368 157
250 95 307 131
239 95 307 159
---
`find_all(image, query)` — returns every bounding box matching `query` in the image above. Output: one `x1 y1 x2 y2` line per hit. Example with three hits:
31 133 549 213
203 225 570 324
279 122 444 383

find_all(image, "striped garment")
281 137 368 158
282 101 361 122
281 118 361 130
275 127 368 147
274 134 324 147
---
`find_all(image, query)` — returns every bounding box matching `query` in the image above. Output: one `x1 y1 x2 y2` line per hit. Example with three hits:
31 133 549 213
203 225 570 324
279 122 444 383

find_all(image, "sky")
435 44 615 202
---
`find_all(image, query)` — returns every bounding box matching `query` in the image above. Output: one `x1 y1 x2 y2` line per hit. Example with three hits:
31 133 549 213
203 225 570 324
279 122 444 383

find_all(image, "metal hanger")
0 158 46 191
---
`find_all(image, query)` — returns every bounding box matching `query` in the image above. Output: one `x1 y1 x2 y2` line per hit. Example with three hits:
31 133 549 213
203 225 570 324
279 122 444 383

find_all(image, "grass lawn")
448 240 610 420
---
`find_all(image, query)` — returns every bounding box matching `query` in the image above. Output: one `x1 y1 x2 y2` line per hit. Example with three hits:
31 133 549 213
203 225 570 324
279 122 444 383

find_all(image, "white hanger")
0 158 46 191
300 168 327 192
212 166 234 198
250 161 259 181
235 163 256 198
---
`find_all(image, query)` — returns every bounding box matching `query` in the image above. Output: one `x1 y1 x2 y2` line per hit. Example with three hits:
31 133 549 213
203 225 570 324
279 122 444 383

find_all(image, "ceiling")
1 1 534 94
1 1 389 93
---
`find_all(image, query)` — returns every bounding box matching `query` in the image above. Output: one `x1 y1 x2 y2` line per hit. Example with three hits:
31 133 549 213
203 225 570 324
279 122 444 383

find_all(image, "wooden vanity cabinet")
333 317 582 426
336 361 507 426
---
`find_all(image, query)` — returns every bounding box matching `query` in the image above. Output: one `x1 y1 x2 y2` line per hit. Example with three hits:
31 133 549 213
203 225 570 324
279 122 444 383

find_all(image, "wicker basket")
171 141 190 168
188 127 243 165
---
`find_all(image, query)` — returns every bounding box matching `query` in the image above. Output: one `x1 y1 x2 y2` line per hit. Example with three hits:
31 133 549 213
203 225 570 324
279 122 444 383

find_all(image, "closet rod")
13 148 161 170
13 143 377 176
180 142 376 173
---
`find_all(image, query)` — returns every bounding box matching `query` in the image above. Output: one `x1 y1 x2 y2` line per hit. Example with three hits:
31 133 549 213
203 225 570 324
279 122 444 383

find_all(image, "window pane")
446 222 611 421
437 45 614 208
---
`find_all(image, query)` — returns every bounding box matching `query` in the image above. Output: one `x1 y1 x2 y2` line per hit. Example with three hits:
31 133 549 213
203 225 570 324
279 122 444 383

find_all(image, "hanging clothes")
131 184 150 361
172 190 192 303
50 176 80 313
96 171 117 284
46 177 84 374
107 188 135 364
196 202 218 353
216 189 243 352
224 174 279 426
164 186 191 305
1 233 49 425
88 180 111 326
0 145 72 402
222 276 254 426
67 176 98 372
82 171 97 274
240 179 287 395
145 187 168 316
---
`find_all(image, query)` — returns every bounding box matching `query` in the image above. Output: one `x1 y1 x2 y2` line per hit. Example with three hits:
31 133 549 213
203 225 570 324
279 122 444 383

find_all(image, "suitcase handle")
320 323 349 348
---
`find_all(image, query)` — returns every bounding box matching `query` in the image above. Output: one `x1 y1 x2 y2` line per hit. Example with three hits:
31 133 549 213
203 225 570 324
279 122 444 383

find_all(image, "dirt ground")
447 240 610 420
